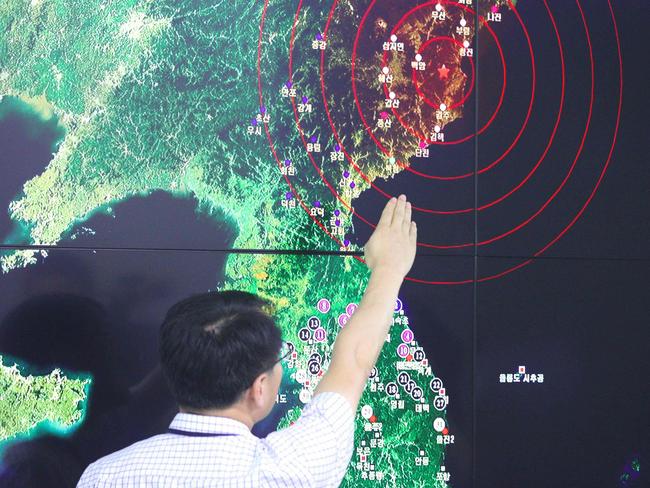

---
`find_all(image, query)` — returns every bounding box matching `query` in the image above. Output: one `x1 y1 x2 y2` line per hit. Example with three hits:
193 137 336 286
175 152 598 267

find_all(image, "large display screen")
0 0 647 486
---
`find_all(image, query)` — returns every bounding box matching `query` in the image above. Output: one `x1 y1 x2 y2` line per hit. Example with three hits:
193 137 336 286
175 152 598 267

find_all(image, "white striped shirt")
76 392 354 488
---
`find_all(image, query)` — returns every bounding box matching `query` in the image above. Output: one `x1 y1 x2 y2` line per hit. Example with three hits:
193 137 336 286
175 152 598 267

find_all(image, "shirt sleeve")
76 467 92 488
262 391 355 487
76 462 100 488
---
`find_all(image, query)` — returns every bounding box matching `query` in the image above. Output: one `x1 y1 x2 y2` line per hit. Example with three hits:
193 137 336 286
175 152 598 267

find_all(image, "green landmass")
0 355 90 446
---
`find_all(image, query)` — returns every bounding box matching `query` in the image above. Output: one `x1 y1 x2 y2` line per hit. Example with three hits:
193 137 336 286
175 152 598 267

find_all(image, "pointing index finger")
392 194 407 228
378 197 396 228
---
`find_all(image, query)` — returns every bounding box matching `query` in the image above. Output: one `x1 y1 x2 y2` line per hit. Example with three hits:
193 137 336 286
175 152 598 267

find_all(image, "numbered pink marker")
338 313 350 327
401 329 414 343
314 327 327 342
345 303 358 316
317 298 331 313
394 298 403 312
396 343 409 358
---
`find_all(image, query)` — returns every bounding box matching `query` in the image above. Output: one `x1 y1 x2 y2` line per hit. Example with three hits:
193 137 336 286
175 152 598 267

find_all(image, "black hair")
159 290 282 410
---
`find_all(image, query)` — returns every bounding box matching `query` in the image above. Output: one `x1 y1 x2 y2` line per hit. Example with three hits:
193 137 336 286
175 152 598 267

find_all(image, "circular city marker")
316 298 331 313
406 380 416 393
299 389 312 404
401 329 414 343
433 395 447 411
433 417 446 432
295 369 307 384
338 313 350 327
361 405 373 420
397 372 410 386
430 377 443 392
307 316 321 330
298 328 311 342
397 343 410 358
386 382 398 396
314 327 327 342
308 360 321 375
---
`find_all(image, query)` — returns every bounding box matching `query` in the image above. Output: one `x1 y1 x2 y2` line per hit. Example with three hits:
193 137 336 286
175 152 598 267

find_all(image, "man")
78 194 417 487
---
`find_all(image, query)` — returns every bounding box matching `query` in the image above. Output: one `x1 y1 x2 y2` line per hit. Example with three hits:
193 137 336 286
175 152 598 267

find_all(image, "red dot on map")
442 427 449 435
406 354 413 361
370 415 377 423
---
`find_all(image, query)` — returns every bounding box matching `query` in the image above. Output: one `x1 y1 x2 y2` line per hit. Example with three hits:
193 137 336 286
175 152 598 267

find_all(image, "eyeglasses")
274 340 293 365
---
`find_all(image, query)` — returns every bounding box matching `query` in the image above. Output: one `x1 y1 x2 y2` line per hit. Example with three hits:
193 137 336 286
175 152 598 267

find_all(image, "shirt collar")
169 412 253 437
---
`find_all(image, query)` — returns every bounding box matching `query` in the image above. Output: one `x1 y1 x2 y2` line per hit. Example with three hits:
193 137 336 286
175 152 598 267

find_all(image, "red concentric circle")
318 0 559 226
256 0 622 284
297 0 574 248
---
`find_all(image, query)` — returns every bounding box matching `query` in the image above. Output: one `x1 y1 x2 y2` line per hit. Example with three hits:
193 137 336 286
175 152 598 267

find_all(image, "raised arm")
314 194 417 412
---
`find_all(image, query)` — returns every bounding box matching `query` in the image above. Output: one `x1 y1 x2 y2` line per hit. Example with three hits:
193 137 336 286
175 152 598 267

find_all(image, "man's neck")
179 404 255 430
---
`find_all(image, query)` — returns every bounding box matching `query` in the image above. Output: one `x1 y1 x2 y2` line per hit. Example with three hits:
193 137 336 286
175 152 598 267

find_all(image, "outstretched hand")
363 194 417 279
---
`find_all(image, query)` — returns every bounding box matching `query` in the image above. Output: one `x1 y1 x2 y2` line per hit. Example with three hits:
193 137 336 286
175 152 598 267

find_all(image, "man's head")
159 290 283 423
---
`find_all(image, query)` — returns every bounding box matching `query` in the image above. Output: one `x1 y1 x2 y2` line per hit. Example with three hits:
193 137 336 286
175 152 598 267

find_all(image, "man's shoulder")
258 392 355 488
302 391 355 427
262 391 354 449
80 434 168 481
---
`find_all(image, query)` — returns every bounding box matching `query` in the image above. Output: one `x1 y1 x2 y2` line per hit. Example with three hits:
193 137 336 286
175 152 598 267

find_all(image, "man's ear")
249 372 268 408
